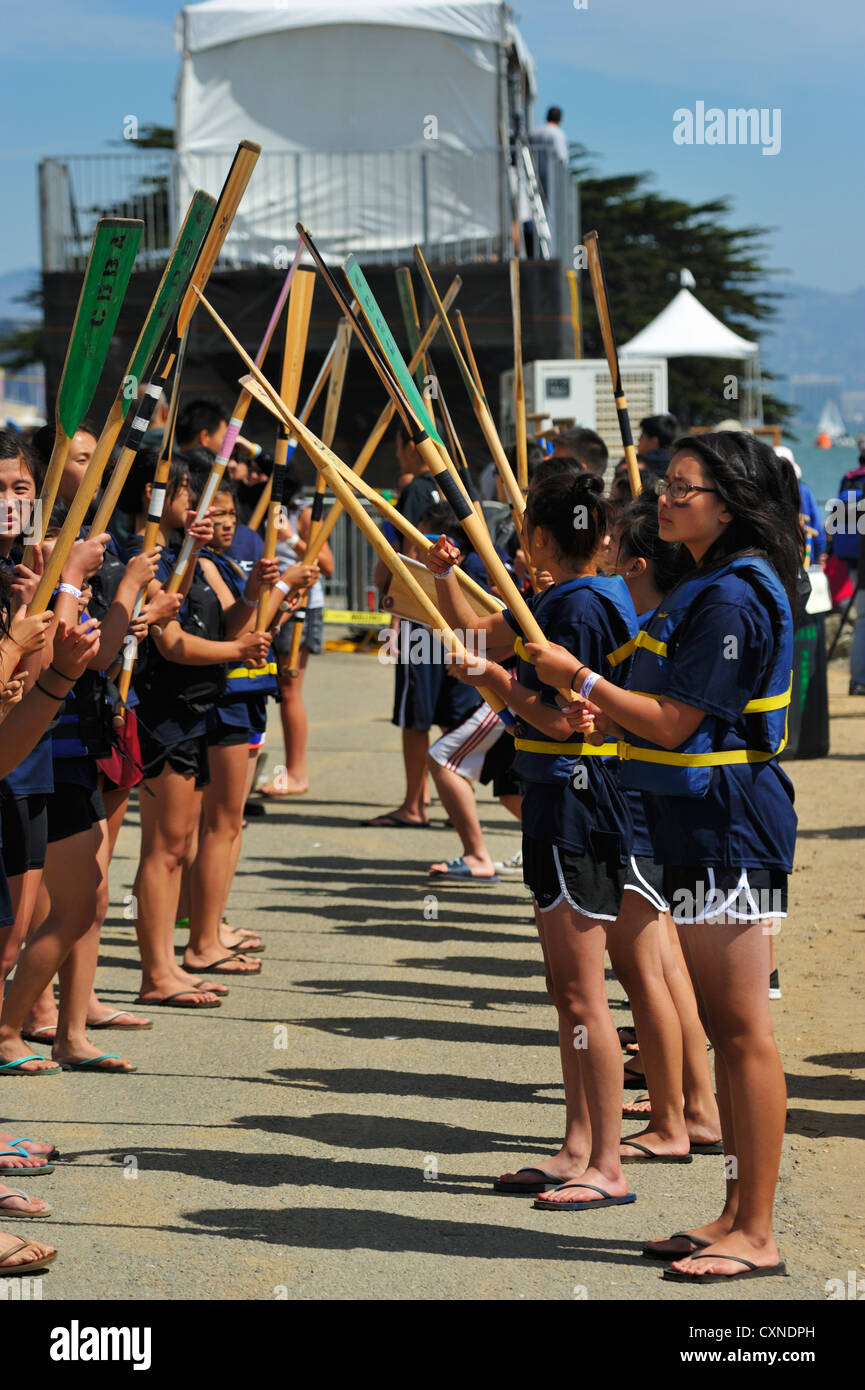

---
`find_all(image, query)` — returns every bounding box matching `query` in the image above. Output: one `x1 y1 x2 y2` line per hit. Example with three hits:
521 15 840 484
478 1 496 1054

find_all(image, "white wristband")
58 583 82 599
580 670 600 700
431 564 454 579
275 579 291 596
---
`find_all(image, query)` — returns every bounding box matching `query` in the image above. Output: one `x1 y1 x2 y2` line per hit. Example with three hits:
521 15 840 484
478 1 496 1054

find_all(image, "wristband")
275 579 291 596
580 670 601 701
35 679 65 701
50 662 76 681
240 593 257 609
58 583 82 600
570 664 589 693
431 564 454 579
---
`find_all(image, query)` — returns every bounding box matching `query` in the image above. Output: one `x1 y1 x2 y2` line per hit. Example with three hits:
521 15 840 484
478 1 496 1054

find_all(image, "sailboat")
815 399 854 448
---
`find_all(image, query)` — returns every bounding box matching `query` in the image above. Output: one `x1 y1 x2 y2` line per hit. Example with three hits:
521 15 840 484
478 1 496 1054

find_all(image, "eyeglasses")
653 477 718 502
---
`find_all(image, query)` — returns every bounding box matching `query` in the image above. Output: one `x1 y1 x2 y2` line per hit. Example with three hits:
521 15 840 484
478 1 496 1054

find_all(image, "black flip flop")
189 955 261 976
492 1166 563 1195
662 1254 788 1283
134 993 221 1009
689 1140 724 1156
361 812 431 828
642 1233 711 1261
620 1138 692 1164
533 1182 636 1211
616 1025 638 1049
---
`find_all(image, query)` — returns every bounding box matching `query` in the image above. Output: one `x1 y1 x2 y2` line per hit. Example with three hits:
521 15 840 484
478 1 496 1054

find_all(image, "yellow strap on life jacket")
606 629 668 667
615 735 788 767
514 635 531 662
226 662 278 680
514 738 620 757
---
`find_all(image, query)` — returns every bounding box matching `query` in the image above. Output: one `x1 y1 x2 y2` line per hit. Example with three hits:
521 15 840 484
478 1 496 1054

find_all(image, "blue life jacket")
606 556 793 797
511 575 638 783
833 464 865 562
206 551 278 697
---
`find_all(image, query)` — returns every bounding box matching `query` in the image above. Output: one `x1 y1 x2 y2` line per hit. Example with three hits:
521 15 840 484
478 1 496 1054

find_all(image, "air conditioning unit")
499 358 668 457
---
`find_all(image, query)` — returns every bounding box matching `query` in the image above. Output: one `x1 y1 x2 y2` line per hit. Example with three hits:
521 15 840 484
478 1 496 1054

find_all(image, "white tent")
175 0 535 262
619 287 758 360
620 283 762 424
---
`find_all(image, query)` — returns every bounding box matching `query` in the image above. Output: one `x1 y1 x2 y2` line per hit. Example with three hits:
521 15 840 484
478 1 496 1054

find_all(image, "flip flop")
20 1026 57 1044
0 1236 57 1273
134 993 221 1009
533 1182 636 1211
0 1150 54 1175
622 1095 652 1118
0 1188 53 1218
5 1139 61 1161
186 955 261 976
492 1166 564 1195
361 811 430 828
87 1012 153 1031
689 1140 724 1155
620 1138 692 1164
58 1055 137 1073
642 1233 711 1261
623 1063 647 1089
429 858 500 885
662 1254 788 1284
0 1056 62 1076
616 1025 638 1048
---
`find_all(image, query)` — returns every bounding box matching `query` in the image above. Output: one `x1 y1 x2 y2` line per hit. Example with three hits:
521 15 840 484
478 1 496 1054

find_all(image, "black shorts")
1 793 48 876
664 865 788 923
623 855 669 913
46 783 106 844
392 632 481 731
207 711 250 748
522 833 626 920
137 724 211 789
479 730 522 798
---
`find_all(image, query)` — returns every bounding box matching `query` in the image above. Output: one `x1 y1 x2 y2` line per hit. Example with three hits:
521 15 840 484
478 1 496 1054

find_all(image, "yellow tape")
323 609 388 626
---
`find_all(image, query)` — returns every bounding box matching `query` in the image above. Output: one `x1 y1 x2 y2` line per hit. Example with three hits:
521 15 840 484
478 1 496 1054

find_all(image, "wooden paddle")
25 217 142 563
509 258 528 495
585 230 642 498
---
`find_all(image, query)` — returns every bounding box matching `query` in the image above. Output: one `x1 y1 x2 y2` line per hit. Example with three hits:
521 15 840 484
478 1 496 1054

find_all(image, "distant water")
789 441 860 509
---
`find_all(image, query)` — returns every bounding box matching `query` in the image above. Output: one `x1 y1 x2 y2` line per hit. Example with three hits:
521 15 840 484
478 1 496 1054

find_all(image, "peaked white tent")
620 282 762 423
619 287 758 360
175 0 535 261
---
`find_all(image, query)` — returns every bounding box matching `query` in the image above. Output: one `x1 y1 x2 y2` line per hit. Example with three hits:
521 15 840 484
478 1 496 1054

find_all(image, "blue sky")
0 0 860 292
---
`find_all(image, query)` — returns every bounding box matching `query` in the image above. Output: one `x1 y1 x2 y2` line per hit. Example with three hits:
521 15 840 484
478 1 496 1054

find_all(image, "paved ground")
2 649 862 1301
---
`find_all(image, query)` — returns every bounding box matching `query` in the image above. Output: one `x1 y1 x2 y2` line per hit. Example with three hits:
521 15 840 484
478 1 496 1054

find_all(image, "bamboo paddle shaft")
300 276 463 565
240 372 498 616
510 258 528 494
246 340 336 535
584 230 642 499
281 318 351 660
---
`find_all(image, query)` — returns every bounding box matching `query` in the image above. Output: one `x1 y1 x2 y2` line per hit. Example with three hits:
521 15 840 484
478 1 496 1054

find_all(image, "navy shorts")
392 627 482 732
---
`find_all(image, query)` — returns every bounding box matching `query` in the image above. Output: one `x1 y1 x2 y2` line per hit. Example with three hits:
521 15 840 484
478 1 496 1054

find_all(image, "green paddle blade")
126 189 216 390
395 268 427 394
343 254 443 446
56 218 142 438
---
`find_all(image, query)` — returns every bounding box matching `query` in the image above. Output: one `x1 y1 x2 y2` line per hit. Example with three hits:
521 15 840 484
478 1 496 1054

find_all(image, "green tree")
572 146 794 428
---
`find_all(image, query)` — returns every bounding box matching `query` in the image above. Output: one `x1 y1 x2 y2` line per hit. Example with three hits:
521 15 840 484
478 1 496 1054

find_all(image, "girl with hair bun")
529 432 799 1283
426 470 641 1210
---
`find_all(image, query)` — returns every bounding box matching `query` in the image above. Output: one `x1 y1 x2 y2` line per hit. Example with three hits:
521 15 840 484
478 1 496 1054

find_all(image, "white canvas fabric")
620 288 759 360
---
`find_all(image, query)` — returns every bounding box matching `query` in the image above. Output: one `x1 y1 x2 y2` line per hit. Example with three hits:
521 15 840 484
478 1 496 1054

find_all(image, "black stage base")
42 260 574 488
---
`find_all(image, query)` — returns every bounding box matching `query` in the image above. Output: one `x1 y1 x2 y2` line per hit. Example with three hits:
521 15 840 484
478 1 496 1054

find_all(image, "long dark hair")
672 432 803 611
615 492 689 596
525 471 609 565
118 449 189 516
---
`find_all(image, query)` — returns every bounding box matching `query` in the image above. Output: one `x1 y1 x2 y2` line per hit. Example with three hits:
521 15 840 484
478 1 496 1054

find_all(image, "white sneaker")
492 849 523 878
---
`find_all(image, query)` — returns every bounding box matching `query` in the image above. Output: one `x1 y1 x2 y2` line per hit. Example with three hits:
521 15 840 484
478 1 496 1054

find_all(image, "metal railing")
40 146 578 272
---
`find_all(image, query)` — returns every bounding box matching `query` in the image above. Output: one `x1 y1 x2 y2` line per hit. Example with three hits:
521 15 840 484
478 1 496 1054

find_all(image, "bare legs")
428 758 496 878
261 650 310 795
184 742 259 975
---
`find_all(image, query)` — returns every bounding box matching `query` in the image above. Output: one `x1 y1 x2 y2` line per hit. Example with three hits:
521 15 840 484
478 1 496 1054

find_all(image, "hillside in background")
762 281 865 391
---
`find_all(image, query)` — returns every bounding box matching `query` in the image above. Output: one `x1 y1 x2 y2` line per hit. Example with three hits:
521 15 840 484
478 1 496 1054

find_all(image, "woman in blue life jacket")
604 495 722 1158
119 454 273 1007
187 481 316 965
426 472 641 1210
528 432 800 1283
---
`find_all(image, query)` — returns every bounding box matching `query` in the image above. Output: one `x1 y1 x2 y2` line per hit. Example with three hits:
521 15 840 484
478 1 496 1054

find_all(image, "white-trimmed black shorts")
623 854 669 913
663 865 788 924
522 833 626 921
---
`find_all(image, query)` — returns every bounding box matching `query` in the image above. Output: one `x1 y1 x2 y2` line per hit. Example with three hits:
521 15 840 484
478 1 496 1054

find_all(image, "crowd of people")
0 386 811 1286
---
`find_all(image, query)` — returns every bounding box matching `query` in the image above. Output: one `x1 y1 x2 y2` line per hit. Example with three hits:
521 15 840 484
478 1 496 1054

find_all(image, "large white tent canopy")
620 287 758 360
175 0 535 260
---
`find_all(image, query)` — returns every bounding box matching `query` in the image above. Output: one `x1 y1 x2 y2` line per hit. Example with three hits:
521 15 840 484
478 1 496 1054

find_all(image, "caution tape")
323 609 388 627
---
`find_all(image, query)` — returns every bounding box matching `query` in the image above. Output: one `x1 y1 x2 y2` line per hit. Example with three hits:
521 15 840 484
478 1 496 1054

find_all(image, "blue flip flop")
59 1055 137 1073
6 1138 60 1160
533 1182 636 1211
429 858 499 885
493 1166 564 1195
0 1055 61 1076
